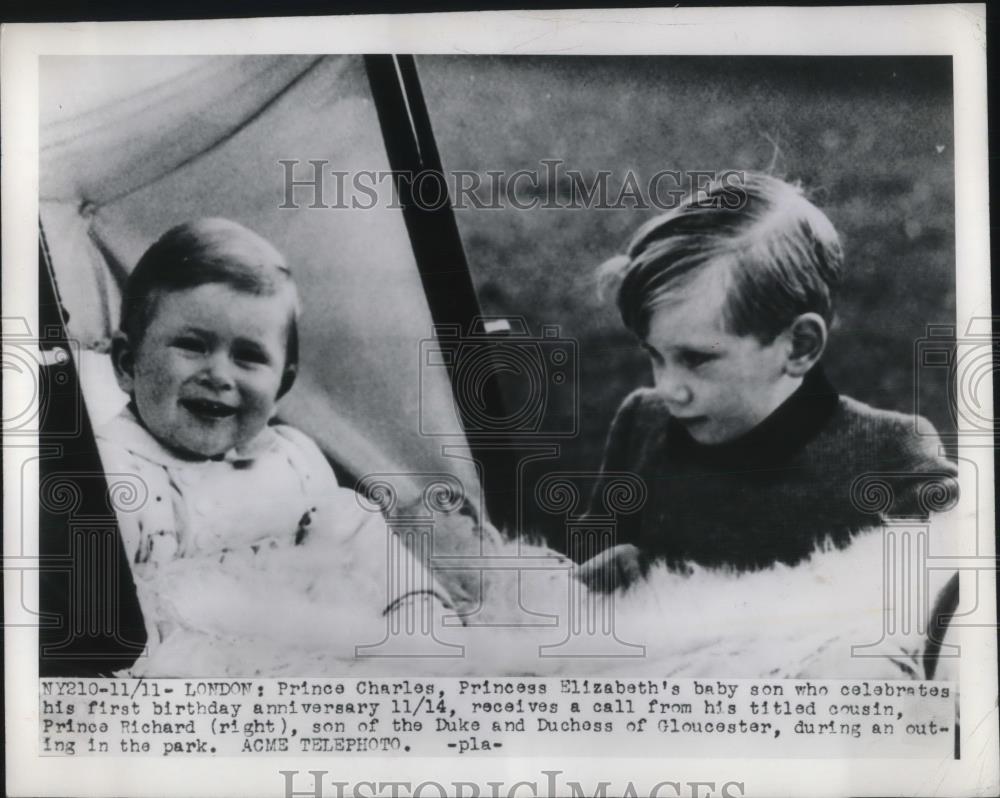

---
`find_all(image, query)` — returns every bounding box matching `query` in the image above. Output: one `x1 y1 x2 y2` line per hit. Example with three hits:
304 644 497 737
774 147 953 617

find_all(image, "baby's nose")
198 356 236 390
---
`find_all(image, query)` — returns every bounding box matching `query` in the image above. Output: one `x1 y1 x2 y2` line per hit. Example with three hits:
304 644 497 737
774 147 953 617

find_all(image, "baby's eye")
233 346 271 366
172 336 206 353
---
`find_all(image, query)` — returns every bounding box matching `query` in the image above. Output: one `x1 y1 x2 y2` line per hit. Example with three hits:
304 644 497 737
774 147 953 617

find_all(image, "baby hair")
120 218 300 382
602 172 843 342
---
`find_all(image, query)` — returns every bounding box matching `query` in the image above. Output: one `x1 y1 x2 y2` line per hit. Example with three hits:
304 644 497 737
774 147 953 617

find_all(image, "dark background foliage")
419 56 956 542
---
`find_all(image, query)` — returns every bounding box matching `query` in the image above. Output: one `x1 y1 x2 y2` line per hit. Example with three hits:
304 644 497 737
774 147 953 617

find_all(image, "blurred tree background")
417 56 955 545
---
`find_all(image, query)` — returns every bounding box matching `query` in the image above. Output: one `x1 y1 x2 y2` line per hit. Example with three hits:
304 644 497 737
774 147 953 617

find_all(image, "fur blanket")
122 520 953 680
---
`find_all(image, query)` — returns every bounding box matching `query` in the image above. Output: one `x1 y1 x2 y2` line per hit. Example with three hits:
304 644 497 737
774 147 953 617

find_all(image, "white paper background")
3 5 995 797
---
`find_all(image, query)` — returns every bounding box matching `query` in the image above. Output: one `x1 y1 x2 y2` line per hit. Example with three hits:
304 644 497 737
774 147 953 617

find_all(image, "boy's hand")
575 544 642 592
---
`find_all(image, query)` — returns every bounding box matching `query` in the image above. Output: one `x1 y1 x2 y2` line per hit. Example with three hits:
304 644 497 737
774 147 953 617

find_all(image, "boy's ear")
277 363 297 399
110 331 137 395
782 313 828 377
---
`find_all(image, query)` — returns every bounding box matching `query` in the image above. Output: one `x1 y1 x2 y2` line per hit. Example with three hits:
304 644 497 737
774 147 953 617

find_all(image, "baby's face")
117 283 291 458
642 266 794 445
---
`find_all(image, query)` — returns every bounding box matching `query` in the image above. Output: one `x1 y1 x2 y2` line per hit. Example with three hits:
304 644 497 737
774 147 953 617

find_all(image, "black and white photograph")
3 6 997 797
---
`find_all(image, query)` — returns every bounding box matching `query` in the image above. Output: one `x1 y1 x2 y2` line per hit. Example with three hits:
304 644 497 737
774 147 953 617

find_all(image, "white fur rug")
123 522 952 680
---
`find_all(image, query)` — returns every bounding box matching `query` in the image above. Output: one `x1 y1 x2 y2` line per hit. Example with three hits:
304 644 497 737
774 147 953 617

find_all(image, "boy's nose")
655 371 693 406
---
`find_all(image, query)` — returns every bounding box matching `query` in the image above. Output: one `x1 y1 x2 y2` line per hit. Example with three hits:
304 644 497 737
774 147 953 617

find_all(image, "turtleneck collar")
669 366 840 468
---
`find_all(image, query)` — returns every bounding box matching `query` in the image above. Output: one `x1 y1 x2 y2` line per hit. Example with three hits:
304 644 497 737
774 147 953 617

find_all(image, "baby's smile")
180 396 239 420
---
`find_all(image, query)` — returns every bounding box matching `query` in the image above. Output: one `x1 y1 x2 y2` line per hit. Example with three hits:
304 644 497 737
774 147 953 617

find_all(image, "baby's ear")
277 363 297 399
110 331 137 395
782 313 828 377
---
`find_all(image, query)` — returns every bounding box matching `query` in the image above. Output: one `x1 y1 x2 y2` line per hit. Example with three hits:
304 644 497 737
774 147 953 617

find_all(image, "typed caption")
39 677 955 758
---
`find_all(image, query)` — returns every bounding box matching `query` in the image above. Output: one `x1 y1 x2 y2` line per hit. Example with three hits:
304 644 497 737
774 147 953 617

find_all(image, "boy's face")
642 266 798 445
114 283 292 458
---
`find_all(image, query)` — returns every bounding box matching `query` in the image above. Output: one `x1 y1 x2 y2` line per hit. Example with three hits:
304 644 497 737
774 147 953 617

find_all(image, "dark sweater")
589 368 959 572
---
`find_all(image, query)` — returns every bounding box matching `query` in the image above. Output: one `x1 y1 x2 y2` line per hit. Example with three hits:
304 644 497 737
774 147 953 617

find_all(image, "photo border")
3 5 995 797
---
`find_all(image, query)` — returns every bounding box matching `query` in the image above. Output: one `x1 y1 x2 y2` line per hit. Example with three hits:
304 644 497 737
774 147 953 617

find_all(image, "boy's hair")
120 218 300 391
603 172 843 342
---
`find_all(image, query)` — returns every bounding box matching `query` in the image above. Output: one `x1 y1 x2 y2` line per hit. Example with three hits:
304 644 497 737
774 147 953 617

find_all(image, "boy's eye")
641 344 664 364
679 350 715 369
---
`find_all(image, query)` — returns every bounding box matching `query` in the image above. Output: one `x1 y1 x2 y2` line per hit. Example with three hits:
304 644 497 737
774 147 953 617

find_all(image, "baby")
97 218 450 669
